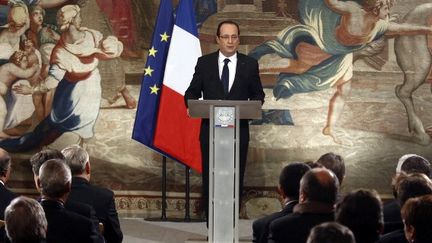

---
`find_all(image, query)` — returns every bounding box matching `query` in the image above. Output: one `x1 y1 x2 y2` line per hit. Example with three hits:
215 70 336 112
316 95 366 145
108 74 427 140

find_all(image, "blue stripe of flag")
132 0 174 147
174 0 198 38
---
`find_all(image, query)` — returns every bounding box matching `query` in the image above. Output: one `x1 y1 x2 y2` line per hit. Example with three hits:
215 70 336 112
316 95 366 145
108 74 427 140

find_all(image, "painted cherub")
0 50 38 137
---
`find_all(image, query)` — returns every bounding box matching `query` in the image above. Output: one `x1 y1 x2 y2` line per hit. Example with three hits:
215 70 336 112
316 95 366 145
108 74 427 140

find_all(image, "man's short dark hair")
393 173 432 207
30 149 64 176
0 149 11 177
279 162 310 199
216 20 240 36
307 222 355 243
5 196 47 243
335 189 383 243
300 168 339 204
316 152 345 185
38 159 71 198
397 154 431 178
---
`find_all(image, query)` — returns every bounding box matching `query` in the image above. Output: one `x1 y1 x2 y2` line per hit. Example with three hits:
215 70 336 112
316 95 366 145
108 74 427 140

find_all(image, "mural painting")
0 0 431 219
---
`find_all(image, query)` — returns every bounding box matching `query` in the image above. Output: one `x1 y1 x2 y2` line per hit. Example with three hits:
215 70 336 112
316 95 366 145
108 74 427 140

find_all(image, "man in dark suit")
29 149 100 228
383 154 431 233
0 148 16 243
184 20 265 222
38 159 102 243
268 168 338 243
252 162 310 243
62 145 123 243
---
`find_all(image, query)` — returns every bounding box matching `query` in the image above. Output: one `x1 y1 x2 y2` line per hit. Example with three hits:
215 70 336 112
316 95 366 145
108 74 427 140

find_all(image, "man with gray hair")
62 145 123 243
5 196 47 243
0 148 16 242
38 159 102 243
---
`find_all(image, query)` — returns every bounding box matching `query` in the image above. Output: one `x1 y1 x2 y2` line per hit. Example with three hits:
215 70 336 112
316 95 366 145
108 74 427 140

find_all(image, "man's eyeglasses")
218 35 239 41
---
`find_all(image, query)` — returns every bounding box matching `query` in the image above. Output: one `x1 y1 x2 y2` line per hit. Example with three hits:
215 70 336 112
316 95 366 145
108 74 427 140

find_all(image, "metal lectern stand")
188 100 262 243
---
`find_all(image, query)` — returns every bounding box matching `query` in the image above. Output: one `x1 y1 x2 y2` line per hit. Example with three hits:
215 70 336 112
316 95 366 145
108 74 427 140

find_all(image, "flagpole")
161 155 168 220
184 166 191 222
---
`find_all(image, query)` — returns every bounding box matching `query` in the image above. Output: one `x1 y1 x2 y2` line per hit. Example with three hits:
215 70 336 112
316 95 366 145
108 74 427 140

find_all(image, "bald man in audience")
383 154 431 233
62 145 123 243
268 168 338 243
38 159 102 243
5 196 47 243
307 222 355 243
0 148 16 243
253 162 310 243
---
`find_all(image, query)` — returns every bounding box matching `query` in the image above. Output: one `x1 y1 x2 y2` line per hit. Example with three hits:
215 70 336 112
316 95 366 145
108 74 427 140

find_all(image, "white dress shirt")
218 52 237 92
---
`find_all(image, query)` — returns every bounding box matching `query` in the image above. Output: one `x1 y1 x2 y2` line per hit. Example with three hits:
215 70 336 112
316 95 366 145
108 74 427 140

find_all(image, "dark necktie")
221 58 230 94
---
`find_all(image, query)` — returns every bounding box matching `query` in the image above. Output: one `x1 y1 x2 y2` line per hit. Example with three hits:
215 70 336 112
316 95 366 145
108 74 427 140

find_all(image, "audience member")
62 144 123 243
4 196 47 243
401 194 432 243
306 222 356 243
252 162 310 243
316 152 345 186
38 159 102 243
378 173 432 243
383 154 431 233
29 149 99 225
335 189 383 243
0 148 16 243
268 168 338 243
383 154 430 231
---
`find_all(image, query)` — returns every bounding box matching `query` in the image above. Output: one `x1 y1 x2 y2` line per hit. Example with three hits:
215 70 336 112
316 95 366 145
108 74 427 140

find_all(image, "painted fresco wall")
2 0 432 219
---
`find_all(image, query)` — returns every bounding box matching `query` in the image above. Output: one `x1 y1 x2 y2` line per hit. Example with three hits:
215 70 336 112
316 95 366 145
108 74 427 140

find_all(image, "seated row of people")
0 146 123 243
253 152 432 243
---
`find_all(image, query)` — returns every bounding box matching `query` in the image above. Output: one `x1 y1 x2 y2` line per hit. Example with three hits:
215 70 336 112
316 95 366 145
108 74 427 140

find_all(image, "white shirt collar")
218 51 237 63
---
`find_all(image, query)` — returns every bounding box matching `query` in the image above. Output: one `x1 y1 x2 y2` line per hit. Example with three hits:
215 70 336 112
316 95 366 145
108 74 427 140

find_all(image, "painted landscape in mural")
0 0 431 218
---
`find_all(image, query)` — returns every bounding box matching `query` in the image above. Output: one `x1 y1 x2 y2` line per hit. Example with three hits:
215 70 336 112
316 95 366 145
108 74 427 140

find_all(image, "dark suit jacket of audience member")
268 201 334 243
377 229 408 243
252 200 298 243
67 177 123 243
41 199 102 243
0 183 16 243
383 199 403 233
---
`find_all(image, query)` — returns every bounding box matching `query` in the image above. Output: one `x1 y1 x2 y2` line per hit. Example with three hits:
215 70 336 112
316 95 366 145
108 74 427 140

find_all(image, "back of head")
396 154 431 178
316 152 345 185
5 196 47 243
401 194 432 243
0 148 11 178
279 162 311 200
300 168 339 205
61 144 88 176
335 189 383 243
30 149 64 176
393 173 432 207
307 222 356 243
38 159 71 199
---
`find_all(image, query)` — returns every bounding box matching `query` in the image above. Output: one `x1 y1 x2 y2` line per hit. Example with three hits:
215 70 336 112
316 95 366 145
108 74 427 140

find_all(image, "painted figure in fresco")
250 0 432 143
0 50 38 137
80 0 137 109
0 4 123 151
394 3 432 145
4 39 42 136
0 2 29 50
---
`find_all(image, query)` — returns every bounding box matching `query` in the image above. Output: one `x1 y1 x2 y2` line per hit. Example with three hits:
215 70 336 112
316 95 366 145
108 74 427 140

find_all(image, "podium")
188 100 262 243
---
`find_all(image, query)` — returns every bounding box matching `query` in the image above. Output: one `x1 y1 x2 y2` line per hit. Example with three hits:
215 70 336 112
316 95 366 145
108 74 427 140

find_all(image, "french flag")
132 0 201 172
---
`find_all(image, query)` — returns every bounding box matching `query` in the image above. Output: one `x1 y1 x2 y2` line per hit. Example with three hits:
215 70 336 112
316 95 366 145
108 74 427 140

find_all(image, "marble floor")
120 218 253 243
